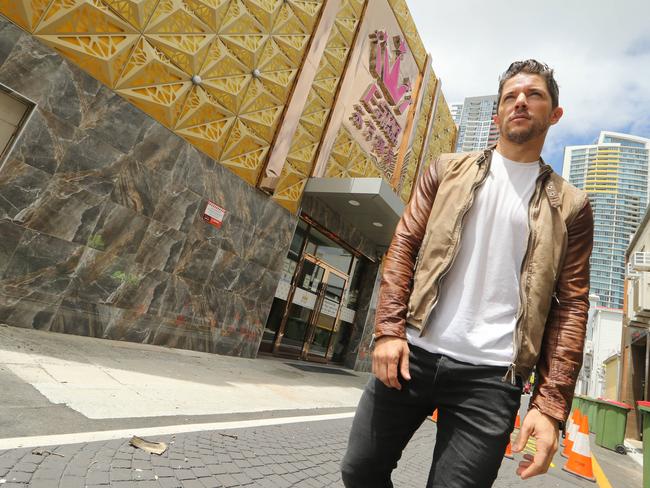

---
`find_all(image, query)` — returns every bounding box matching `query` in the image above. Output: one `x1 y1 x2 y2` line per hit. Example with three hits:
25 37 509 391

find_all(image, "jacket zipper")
503 166 552 384
419 154 491 336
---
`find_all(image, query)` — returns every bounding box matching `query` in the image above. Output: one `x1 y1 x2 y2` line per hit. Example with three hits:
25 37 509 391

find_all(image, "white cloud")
407 0 650 164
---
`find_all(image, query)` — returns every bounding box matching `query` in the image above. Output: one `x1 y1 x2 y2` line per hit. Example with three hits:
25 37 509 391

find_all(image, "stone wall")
0 17 296 358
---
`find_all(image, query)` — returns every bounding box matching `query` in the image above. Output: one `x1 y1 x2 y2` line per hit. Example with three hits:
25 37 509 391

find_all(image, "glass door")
273 257 326 358
305 269 347 361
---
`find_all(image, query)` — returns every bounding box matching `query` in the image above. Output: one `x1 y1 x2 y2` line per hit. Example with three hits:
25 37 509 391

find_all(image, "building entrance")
259 219 364 364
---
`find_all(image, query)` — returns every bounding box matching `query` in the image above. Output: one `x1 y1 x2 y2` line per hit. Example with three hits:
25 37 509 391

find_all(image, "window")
0 83 35 167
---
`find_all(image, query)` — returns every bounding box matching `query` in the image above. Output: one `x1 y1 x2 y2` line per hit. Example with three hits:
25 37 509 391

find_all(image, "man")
341 60 593 487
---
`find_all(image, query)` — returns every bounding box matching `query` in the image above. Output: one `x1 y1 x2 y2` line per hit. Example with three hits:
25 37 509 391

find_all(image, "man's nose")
514 93 528 109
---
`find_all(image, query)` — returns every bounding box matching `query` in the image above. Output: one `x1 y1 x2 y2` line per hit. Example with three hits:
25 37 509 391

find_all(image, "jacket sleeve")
374 157 441 340
531 196 594 422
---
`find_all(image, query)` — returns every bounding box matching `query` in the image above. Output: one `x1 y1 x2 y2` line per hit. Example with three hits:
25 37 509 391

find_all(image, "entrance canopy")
304 178 405 248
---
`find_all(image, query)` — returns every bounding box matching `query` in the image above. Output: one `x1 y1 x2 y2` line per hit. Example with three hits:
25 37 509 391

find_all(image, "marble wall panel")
0 220 25 276
211 292 266 358
1 229 84 295
83 88 156 156
0 13 296 360
154 273 206 326
6 107 75 175
87 200 150 256
130 123 186 176
65 247 144 306
134 221 186 273
50 298 120 338
14 179 107 245
0 17 21 67
174 220 220 284
0 284 61 330
56 134 130 198
151 183 201 233
110 159 164 218
0 158 51 220
0 31 103 128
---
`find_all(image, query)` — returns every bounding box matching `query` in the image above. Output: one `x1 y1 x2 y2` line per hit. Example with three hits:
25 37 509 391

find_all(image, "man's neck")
495 138 544 163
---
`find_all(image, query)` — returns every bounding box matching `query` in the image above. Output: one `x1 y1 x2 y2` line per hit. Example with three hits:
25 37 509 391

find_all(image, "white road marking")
0 412 356 450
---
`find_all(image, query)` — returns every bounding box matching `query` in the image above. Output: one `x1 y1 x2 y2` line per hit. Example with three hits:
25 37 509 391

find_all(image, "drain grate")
286 363 357 376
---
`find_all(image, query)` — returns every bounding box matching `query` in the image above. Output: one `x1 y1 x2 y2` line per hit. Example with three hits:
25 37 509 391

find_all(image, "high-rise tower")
454 95 499 152
564 131 650 308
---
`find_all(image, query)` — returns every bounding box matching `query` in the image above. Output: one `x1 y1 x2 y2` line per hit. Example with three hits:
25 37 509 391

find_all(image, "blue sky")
407 0 650 174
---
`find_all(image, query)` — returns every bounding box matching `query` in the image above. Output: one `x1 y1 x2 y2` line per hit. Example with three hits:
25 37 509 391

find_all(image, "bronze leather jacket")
375 147 594 422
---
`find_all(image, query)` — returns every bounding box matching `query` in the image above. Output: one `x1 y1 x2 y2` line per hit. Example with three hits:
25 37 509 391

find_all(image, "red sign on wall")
202 200 226 229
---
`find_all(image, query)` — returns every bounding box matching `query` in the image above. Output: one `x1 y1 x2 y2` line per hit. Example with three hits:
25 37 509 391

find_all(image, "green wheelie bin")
638 401 650 488
580 397 598 433
594 399 632 454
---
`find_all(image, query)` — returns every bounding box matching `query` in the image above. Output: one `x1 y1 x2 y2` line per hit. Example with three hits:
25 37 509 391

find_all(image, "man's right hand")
372 337 411 390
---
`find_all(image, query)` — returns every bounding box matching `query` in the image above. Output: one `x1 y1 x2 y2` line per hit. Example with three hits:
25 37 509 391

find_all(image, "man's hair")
498 59 559 109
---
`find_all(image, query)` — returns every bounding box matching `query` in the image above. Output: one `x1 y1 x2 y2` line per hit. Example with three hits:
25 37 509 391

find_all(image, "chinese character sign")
348 30 414 179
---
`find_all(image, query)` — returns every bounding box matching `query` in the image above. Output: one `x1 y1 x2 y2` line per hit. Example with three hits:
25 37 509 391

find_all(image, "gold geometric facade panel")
387 0 426 70
397 75 436 202
219 0 266 34
201 74 252 114
259 68 297 100
103 0 160 30
271 0 362 212
145 33 214 74
176 115 235 160
116 37 187 88
118 81 192 127
238 106 283 142
220 34 268 69
145 0 211 34
0 0 52 32
175 85 232 129
240 0 283 32
238 78 282 114
38 33 139 86
330 128 376 177
1 0 324 196
36 0 137 35
221 119 267 161
183 0 229 31
326 128 381 178
424 92 457 170
273 0 313 34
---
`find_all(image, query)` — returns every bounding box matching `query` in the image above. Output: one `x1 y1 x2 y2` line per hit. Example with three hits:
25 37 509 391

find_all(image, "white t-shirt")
407 150 540 366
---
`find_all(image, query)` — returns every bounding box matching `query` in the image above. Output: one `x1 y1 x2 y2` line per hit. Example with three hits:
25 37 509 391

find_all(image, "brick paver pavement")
0 418 605 487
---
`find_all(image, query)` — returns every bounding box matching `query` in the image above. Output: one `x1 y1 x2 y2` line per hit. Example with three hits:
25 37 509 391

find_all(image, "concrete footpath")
0 326 643 487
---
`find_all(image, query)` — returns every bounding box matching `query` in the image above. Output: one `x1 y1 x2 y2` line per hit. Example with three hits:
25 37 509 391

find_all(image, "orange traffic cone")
504 413 521 459
562 408 576 447
561 408 581 458
431 409 438 422
562 414 595 482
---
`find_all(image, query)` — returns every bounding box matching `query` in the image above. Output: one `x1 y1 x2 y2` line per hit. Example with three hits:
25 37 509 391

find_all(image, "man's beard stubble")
502 118 548 144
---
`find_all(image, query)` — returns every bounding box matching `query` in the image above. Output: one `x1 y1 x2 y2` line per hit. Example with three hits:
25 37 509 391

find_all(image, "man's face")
494 73 563 145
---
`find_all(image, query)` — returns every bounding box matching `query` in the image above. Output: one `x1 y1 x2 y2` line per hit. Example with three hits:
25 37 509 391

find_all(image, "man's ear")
493 114 500 126
549 106 563 126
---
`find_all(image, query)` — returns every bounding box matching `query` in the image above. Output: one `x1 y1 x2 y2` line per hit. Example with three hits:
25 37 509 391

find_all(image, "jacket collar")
476 145 561 207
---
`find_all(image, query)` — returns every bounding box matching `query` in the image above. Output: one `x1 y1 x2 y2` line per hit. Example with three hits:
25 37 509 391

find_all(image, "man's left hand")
512 407 559 479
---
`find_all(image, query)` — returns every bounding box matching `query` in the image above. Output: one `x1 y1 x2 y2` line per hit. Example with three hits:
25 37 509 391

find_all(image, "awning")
303 177 405 248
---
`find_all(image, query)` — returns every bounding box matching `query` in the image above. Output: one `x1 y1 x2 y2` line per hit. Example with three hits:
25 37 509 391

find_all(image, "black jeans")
341 345 522 488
